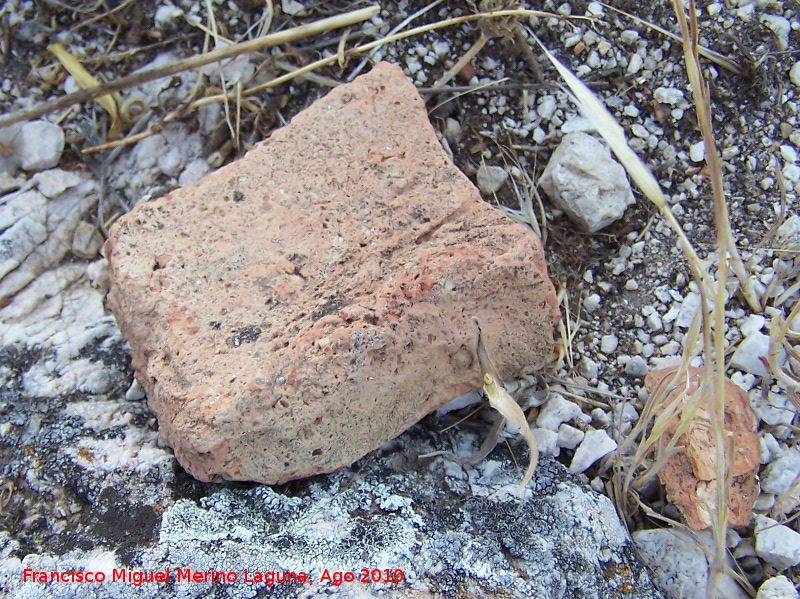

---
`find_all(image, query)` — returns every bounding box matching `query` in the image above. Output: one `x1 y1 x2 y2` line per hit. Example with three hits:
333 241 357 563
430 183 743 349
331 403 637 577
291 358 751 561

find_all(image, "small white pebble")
654 87 684 105
623 105 640 117
583 293 601 313
569 429 617 473
537 394 584 432
154 4 184 27
537 96 557 120
755 515 800 570
631 124 649 138
591 407 611 427
557 424 584 450
627 53 643 75
755 575 798 599
689 141 706 162
432 40 450 57
620 30 640 44
780 145 798 163
532 427 560 456
645 312 662 332
624 355 649 377
791 62 800 87
580 356 599 380
600 334 619 354
740 314 766 336
659 340 681 356
587 1 604 15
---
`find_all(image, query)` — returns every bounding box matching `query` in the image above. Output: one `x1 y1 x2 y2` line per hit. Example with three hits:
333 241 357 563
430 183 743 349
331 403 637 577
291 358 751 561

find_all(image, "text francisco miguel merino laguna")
23 568 310 586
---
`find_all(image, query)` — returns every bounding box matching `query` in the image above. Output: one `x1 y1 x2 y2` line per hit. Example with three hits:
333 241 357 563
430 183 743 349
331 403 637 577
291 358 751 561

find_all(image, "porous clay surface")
105 62 559 485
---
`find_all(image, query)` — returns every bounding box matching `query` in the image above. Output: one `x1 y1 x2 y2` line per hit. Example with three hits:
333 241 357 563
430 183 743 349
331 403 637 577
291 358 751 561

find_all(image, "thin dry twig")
672 0 760 314
0 5 380 129
600 2 746 76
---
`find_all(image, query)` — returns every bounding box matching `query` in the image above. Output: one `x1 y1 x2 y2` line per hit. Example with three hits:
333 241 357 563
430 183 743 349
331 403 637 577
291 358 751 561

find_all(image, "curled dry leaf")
473 317 538 491
48 43 125 140
482 372 539 491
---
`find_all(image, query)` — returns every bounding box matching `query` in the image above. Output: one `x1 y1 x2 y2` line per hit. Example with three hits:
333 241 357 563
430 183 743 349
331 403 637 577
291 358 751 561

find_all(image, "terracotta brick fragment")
105 62 559 484
645 366 759 530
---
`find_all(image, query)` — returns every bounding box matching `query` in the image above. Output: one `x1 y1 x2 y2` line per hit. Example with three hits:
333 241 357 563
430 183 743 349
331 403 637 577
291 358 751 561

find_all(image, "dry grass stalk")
196 7 572 111
48 43 127 140
0 5 381 128
529 2 754 595
599 2 745 76
672 0 760 314
488 136 546 242
671 1 748 593
473 317 538 491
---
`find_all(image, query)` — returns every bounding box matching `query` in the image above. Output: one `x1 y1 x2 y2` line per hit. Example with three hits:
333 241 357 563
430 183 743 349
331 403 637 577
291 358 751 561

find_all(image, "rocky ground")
0 0 799 598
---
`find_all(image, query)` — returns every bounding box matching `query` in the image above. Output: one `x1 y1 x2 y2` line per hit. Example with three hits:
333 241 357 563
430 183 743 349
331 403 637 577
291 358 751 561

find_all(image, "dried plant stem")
600 2 745 76
0 5 380 129
430 32 490 91
672 3 735 595
673 0 759 314
347 0 444 82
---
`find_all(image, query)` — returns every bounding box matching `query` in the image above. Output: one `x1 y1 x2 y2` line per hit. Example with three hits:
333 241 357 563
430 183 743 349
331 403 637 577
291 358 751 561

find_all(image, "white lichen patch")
68 428 172 474
63 399 138 431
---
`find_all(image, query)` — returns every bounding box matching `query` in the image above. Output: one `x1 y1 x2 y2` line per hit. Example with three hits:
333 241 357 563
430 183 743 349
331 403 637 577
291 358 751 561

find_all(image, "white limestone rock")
761 448 800 496
600 334 619 354
731 331 785 377
15 121 65 172
791 62 800 87
757 576 799 599
154 3 184 28
557 423 584 450
476 164 509 194
634 528 747 599
569 429 617 473
531 427 559 456
71 221 104 260
33 169 83 198
539 132 634 233
537 394 585 431
755 515 800 570
653 87 685 106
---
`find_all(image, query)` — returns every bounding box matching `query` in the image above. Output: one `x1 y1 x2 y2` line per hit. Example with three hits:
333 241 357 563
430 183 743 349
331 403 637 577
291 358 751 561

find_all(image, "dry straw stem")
0 5 381 129
175 9 574 111
599 2 745 76
484 134 546 241
767 300 800 406
672 0 760 314
531 6 744 596
47 43 125 139
613 314 706 509
672 2 742 593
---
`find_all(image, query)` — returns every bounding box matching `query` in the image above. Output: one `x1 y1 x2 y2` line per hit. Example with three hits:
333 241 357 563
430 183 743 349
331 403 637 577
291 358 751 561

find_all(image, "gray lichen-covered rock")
539 132 634 233
104 62 559 485
1 417 664 599
633 528 747 599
